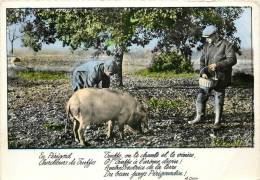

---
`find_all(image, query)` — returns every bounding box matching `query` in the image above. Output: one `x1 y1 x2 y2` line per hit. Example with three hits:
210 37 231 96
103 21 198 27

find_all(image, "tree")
7 24 20 54
6 8 243 85
9 8 156 85
6 9 30 54
134 7 243 59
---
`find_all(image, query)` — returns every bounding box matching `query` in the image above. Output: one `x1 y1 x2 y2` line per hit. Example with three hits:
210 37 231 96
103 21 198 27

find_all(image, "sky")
8 7 252 53
234 7 251 49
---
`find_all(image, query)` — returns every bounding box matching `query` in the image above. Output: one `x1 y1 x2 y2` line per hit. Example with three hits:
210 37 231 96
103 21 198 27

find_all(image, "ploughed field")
7 73 254 148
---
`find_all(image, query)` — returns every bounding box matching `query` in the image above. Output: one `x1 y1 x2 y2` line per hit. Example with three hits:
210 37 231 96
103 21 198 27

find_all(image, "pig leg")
73 120 80 143
117 114 128 139
77 121 87 146
118 124 125 139
107 120 114 139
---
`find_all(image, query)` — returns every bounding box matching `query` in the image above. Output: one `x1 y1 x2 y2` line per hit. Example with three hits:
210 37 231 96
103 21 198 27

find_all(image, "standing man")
188 25 237 128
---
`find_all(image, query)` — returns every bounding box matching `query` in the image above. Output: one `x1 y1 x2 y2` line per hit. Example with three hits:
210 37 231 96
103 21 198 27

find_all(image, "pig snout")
135 113 149 135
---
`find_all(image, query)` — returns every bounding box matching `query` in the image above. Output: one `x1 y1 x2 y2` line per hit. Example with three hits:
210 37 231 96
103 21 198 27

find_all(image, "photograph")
6 7 254 149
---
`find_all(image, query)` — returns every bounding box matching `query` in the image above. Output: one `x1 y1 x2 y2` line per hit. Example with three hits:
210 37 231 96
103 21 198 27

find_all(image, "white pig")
66 88 147 146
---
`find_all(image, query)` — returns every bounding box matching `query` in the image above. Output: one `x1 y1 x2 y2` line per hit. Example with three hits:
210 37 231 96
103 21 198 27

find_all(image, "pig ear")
133 111 142 121
128 112 140 129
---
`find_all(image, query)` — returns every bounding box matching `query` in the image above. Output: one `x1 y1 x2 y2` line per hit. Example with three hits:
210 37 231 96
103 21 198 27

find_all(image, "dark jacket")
200 38 237 89
72 60 117 92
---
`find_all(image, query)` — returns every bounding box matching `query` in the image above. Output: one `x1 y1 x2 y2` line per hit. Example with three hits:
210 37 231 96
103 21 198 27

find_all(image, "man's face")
104 65 115 76
206 33 217 44
104 70 113 76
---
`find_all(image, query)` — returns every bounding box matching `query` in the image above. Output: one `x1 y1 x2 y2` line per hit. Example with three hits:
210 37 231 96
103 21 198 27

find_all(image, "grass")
17 71 69 81
211 137 247 147
43 122 65 131
133 69 197 79
147 97 187 109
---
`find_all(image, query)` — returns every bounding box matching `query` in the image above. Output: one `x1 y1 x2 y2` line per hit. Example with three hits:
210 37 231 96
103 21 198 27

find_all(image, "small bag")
199 67 218 89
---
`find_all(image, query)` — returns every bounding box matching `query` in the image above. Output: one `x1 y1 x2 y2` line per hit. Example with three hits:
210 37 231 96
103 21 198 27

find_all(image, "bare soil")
7 74 254 148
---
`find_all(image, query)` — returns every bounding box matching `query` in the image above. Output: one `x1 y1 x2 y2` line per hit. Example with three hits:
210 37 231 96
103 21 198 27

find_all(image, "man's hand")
208 63 217 71
202 74 208 79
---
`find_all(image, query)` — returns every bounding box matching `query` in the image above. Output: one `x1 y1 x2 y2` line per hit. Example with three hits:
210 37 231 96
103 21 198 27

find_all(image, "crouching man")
72 59 118 92
188 25 237 129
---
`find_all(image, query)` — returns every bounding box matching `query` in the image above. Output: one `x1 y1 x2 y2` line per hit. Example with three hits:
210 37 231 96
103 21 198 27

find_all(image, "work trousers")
196 88 225 124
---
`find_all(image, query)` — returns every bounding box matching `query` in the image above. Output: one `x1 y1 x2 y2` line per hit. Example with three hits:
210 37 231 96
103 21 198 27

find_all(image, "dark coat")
200 38 237 89
72 60 118 92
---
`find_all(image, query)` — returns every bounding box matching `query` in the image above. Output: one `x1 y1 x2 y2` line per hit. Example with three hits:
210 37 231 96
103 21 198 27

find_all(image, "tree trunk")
114 45 124 86
11 41 14 54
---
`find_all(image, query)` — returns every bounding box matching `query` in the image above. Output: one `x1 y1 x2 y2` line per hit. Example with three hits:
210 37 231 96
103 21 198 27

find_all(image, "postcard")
0 1 259 180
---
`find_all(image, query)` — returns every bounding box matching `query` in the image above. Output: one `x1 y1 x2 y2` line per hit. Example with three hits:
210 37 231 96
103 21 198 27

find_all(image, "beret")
202 25 218 37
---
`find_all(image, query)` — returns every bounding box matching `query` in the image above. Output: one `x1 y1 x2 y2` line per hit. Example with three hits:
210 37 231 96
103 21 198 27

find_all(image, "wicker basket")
199 67 218 89
199 77 218 88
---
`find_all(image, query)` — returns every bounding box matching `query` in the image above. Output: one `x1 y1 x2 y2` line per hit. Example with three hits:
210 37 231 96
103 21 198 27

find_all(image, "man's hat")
202 25 218 37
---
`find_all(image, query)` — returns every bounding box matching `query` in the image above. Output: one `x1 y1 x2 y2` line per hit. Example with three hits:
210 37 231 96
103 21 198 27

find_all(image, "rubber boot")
213 90 225 129
188 102 205 124
188 89 207 124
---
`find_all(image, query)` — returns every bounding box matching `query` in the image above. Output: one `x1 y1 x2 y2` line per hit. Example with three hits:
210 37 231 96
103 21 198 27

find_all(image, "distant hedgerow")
149 51 193 73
